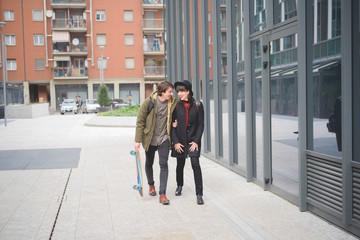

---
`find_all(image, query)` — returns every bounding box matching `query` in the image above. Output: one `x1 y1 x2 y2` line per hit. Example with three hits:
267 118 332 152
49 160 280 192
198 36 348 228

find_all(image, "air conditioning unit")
156 33 162 38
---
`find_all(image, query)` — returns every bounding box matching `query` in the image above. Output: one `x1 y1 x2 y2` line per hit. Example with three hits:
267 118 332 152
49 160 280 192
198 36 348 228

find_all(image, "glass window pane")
237 0 246 169
32 9 43 21
124 10 134 22
252 0 266 33
311 0 342 157
253 39 263 181
270 34 299 196
274 0 297 24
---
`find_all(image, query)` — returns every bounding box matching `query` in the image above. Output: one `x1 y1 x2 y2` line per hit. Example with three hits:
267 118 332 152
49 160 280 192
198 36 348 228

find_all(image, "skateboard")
130 150 143 197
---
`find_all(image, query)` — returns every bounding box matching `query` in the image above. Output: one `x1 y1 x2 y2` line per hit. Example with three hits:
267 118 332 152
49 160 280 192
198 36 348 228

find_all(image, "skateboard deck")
131 150 143 197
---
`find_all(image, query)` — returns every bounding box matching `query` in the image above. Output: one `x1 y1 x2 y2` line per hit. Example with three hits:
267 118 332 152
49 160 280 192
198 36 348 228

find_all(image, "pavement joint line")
49 169 72 240
169 160 271 240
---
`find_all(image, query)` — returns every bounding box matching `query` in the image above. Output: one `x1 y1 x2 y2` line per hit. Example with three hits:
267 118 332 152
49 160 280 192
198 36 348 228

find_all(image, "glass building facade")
165 0 360 236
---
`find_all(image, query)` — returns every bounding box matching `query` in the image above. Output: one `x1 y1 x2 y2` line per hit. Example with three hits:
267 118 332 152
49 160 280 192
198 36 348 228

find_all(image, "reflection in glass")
253 39 263 181
274 0 297 24
253 0 266 32
237 0 246 170
312 0 342 157
270 34 299 196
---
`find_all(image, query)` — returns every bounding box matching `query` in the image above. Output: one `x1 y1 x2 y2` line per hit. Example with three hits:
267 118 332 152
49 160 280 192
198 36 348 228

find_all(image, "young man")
134 81 178 205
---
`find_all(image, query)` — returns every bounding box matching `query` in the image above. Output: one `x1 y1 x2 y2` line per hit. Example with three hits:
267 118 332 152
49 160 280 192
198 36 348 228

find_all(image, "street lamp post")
99 46 104 84
0 22 7 127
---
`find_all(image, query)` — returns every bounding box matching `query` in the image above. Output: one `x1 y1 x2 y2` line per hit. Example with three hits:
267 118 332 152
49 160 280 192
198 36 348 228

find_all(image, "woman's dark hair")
157 81 174 96
176 85 193 100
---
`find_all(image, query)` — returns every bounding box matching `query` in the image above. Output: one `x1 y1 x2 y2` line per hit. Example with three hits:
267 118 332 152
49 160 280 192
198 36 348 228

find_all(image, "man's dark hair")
157 81 174 96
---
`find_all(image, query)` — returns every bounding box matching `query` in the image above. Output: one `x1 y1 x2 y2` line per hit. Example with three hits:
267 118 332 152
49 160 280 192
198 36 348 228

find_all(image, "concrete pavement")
0 114 356 240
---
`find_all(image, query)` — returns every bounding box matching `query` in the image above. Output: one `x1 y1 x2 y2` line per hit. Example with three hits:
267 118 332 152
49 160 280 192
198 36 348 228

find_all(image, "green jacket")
135 91 178 151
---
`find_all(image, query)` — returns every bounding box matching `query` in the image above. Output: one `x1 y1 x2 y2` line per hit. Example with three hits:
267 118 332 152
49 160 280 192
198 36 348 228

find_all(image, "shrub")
97 84 111 107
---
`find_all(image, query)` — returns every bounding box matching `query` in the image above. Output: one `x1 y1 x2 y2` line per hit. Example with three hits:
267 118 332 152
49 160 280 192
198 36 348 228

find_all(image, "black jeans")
176 157 203 196
145 139 169 195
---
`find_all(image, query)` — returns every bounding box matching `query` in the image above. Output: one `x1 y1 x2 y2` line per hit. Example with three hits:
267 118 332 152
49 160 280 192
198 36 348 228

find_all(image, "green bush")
97 84 111 107
97 104 140 116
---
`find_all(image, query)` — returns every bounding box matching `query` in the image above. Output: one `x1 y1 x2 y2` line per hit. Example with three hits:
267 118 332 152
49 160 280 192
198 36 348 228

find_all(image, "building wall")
0 0 154 109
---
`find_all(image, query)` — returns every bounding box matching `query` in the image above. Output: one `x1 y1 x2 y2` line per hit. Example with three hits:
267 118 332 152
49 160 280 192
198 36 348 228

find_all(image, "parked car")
111 98 130 109
60 99 78 115
81 99 100 114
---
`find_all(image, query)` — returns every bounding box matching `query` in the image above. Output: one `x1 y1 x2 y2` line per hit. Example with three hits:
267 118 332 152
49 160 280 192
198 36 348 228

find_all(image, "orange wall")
23 0 52 81
90 0 144 79
0 0 25 82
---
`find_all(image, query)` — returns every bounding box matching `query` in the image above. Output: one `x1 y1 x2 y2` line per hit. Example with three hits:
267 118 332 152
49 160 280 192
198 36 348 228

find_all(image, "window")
33 34 44 45
5 35 15 46
124 10 133 22
97 58 108 69
209 57 211 68
96 34 106 45
125 34 134 45
125 58 135 69
96 10 105 21
209 35 211 45
6 60 17 71
4 10 14 21
35 59 44 70
32 9 43 21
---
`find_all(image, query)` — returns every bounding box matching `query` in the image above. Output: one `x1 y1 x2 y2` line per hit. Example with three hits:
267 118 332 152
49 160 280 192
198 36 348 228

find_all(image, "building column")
50 79 56 112
139 79 145 103
88 82 94 99
114 82 119 98
23 81 30 105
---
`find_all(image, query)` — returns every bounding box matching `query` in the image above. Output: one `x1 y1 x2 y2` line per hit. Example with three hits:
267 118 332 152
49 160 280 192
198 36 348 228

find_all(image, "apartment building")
0 0 165 111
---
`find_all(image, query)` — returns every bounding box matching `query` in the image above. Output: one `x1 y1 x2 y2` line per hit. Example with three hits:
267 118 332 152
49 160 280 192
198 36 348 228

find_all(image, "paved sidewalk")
84 116 136 128
0 115 357 240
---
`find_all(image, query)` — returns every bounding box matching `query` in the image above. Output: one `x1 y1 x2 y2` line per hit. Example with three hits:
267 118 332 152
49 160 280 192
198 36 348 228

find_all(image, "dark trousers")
145 139 169 195
176 157 203 196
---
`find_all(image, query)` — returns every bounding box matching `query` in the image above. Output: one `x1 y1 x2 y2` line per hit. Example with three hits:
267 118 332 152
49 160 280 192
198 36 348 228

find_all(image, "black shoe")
197 194 204 205
175 186 182 196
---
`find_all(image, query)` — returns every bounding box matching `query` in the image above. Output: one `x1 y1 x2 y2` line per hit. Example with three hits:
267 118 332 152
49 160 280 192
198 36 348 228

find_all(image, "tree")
97 84 111 107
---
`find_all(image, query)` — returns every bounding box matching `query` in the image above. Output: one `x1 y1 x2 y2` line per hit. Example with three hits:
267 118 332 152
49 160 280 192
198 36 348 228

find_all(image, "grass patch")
97 104 140 116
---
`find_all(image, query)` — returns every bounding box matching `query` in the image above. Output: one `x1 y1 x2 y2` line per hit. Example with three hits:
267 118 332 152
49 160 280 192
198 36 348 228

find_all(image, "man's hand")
134 142 141 151
172 119 178 128
189 142 198 152
174 143 184 153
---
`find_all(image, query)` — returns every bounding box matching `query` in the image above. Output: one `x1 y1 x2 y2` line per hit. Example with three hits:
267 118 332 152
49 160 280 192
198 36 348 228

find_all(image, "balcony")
53 67 88 80
221 42 227 53
142 0 164 9
52 18 87 32
51 0 86 9
53 43 88 56
220 0 226 7
143 19 164 32
143 66 165 79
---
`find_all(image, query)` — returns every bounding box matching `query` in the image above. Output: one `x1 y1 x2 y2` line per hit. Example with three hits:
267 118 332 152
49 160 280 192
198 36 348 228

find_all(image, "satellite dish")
46 10 53 18
72 38 79 46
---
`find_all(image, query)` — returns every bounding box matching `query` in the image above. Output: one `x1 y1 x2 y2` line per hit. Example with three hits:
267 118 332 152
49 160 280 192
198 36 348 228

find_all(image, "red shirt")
183 101 190 127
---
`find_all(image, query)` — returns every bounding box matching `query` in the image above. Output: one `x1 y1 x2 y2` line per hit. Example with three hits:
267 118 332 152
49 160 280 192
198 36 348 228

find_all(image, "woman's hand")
174 143 184 153
172 119 178 128
189 142 198 152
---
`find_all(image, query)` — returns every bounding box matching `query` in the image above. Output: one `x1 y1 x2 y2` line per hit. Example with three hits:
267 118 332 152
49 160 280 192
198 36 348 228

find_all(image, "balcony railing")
220 19 226 29
143 19 164 29
52 18 87 29
142 0 163 4
53 67 88 78
313 36 341 60
53 43 88 54
144 66 165 76
221 42 227 52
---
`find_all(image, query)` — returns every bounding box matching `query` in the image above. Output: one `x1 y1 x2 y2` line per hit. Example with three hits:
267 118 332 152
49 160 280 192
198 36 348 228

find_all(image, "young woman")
171 80 205 204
